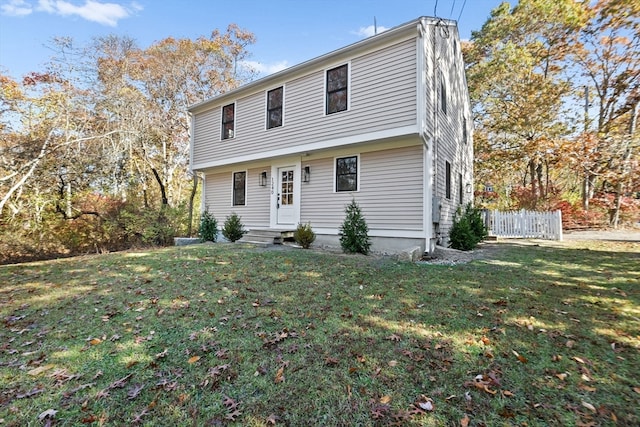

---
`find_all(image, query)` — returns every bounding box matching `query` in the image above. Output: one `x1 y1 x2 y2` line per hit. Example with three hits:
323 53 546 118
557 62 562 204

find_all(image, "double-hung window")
439 71 447 115
267 87 283 129
222 103 235 139
233 171 246 206
336 155 358 192
326 64 348 114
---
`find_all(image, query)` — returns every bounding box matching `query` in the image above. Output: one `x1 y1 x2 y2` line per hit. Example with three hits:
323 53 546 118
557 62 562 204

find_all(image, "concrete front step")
239 228 295 245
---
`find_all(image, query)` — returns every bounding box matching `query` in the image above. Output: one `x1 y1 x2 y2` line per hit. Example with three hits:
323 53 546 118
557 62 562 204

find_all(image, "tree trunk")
609 102 638 228
151 167 169 207
187 172 199 237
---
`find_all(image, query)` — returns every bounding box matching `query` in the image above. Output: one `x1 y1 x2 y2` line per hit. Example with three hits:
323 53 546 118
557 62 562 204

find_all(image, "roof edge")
189 16 457 114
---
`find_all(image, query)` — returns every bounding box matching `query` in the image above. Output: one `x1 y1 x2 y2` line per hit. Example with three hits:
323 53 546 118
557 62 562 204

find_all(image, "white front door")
277 167 296 225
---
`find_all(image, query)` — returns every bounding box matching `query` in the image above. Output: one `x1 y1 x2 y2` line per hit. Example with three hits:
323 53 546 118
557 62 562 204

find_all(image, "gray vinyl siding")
431 25 474 238
192 38 417 167
204 166 271 228
300 144 424 230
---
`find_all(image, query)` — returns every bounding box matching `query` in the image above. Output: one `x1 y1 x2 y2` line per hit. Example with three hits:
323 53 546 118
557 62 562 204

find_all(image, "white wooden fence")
485 209 563 240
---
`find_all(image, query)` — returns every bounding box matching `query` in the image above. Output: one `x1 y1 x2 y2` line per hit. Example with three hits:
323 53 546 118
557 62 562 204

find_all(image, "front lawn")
1 240 638 426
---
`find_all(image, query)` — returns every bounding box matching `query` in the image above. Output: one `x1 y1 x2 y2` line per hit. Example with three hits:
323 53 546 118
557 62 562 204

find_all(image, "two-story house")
189 16 473 254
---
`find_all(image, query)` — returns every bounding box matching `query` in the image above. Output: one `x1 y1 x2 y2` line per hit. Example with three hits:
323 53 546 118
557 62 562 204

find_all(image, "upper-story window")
440 72 447 115
336 155 358 192
222 103 235 139
463 116 468 144
326 64 348 115
267 87 283 129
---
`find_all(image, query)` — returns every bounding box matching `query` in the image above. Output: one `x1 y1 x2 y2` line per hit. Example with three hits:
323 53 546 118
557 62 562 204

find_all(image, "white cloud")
33 0 141 26
352 25 389 38
1 0 33 16
242 60 289 76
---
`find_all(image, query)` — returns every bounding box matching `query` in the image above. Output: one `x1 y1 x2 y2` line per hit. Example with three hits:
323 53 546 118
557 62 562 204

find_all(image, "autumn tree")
568 0 640 225
92 25 256 233
465 0 586 209
1 24 256 262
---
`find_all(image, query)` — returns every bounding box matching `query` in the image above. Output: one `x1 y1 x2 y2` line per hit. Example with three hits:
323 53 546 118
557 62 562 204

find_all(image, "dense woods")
466 0 639 227
1 0 638 264
1 25 255 263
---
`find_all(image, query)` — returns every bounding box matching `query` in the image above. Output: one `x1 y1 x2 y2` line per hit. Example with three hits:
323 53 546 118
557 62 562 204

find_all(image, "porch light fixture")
259 171 267 187
303 165 311 183
465 183 472 193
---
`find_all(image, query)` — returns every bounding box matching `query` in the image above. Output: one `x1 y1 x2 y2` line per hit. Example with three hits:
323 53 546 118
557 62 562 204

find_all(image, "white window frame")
439 71 447 115
265 85 285 130
323 62 351 116
231 170 247 206
333 154 360 193
221 102 237 140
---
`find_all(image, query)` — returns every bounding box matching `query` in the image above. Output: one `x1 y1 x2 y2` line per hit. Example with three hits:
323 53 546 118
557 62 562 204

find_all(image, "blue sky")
0 0 504 80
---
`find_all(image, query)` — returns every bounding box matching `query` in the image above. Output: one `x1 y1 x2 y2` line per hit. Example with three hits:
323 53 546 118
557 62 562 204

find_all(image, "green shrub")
222 212 246 242
340 199 371 255
294 222 316 249
198 209 218 242
449 203 488 251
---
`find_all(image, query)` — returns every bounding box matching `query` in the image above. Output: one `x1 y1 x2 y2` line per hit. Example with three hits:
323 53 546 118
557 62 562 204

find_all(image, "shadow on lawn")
1 242 638 425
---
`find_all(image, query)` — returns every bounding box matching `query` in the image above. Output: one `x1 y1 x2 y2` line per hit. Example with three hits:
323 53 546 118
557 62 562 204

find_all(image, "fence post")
556 210 563 241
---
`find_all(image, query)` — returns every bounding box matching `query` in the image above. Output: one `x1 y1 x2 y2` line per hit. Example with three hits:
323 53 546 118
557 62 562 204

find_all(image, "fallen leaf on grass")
274 366 285 383
582 401 597 412
38 409 57 420
460 414 470 426
325 357 339 366
17 386 44 399
109 373 133 389
89 338 102 346
572 356 588 365
386 334 401 341
81 415 98 424
28 364 55 376
633 387 640 394
512 350 528 363
414 395 434 412
187 355 201 364
578 384 597 392
127 383 145 400
224 409 242 421
380 395 392 404
266 414 279 425
388 360 398 367
223 395 239 409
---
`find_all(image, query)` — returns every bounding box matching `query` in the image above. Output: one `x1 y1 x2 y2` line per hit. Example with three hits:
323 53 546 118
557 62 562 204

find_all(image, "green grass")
1 240 638 426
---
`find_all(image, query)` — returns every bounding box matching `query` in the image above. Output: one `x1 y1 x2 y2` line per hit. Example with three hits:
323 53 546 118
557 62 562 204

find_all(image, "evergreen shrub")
222 212 246 242
449 203 488 251
198 209 218 242
294 222 316 249
339 199 371 255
